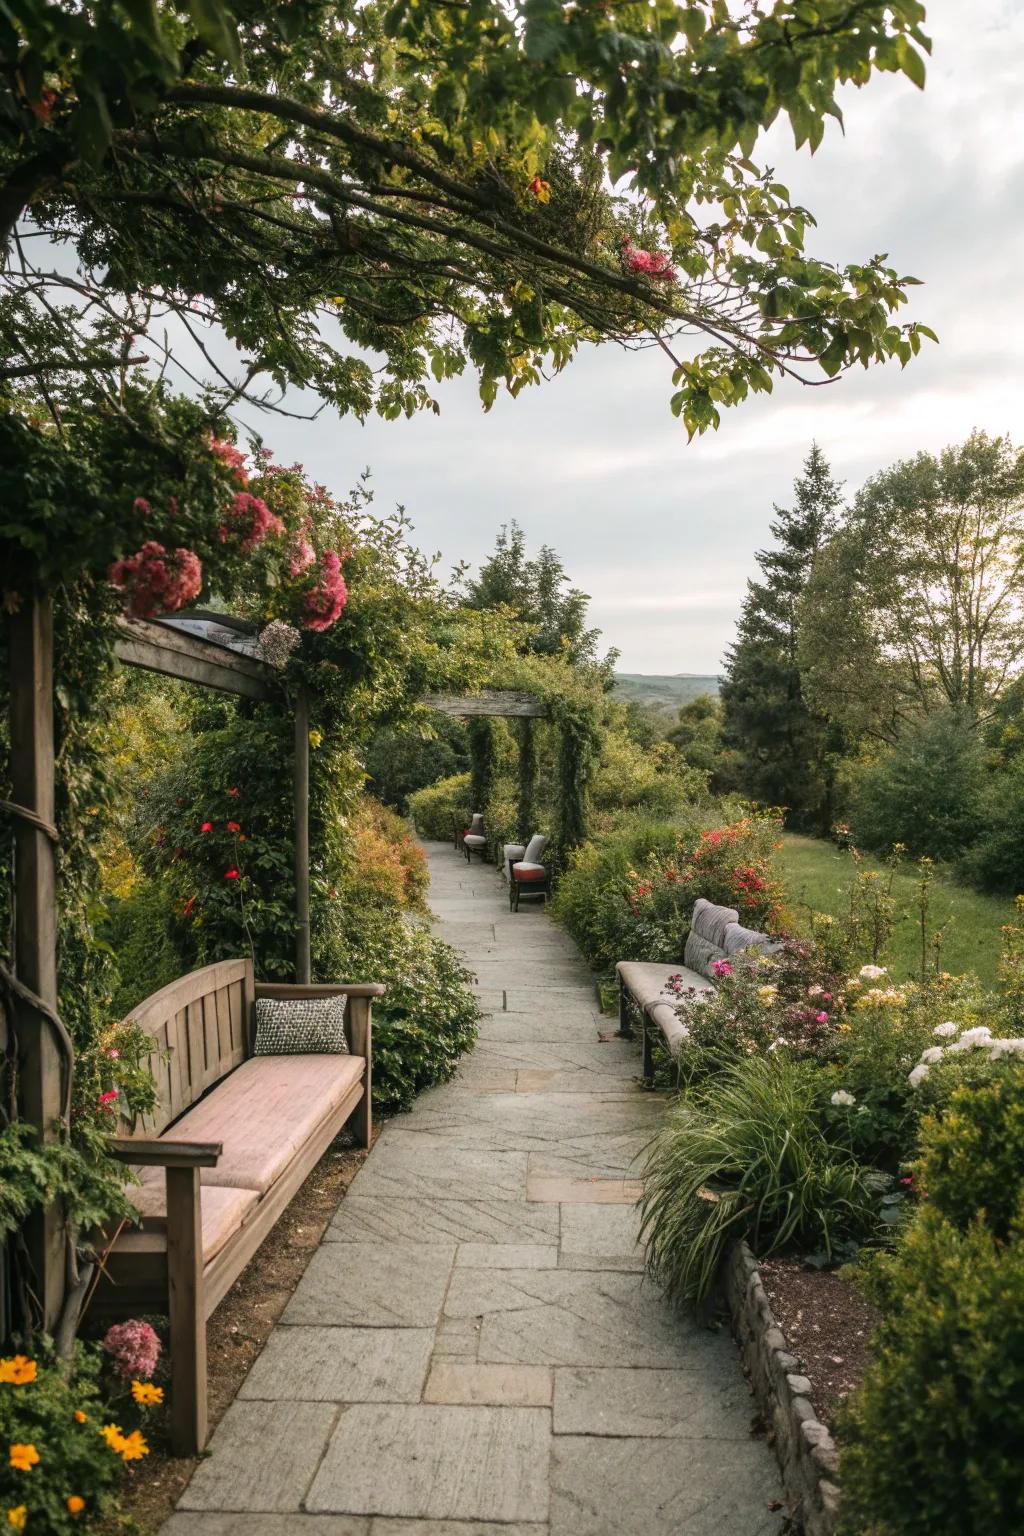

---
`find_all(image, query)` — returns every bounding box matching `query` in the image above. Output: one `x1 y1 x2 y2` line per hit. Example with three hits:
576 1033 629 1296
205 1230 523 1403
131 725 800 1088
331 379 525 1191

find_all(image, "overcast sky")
253 0 1024 674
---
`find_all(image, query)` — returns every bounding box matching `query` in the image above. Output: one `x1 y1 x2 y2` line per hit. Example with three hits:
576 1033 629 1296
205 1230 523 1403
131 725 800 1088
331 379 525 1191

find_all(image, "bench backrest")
682 898 777 981
125 958 255 1133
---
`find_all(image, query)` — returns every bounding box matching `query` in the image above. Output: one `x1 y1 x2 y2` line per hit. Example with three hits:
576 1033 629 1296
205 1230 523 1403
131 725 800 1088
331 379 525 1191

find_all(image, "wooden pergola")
5 592 547 1338
5 598 313 1334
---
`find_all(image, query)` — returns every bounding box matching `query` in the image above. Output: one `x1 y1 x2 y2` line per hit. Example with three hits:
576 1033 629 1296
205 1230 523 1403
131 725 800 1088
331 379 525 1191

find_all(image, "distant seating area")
461 812 488 862
617 898 778 1077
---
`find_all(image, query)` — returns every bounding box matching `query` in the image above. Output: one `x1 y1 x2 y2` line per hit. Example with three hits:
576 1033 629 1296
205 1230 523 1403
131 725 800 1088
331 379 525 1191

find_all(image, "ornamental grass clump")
640 1056 882 1306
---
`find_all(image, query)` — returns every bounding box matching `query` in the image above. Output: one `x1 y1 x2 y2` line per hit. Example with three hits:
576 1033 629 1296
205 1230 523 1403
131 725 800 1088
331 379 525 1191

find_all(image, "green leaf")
187 0 242 69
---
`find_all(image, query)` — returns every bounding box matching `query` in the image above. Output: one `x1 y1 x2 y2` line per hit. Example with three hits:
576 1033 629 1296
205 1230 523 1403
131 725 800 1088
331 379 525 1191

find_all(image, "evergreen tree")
465 521 603 667
721 444 843 830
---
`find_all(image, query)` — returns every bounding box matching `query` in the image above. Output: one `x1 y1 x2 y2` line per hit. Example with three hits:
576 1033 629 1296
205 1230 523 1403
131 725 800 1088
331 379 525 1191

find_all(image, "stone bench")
95 959 382 1454
616 898 777 1076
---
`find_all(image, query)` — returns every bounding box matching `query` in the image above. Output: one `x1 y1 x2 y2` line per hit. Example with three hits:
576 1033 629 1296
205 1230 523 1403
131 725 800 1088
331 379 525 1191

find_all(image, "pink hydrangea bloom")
219 492 285 552
211 438 249 484
109 542 203 619
303 549 349 631
103 1319 161 1381
711 959 733 978
622 239 677 283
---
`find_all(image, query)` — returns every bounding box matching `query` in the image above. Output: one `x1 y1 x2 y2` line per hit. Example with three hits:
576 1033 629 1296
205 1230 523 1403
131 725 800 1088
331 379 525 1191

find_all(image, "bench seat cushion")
616 960 711 1010
463 834 487 848
168 1053 365 1193
128 1179 259 1265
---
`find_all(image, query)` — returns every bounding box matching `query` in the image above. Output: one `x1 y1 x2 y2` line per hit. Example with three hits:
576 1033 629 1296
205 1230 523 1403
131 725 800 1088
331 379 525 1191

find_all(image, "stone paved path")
164 843 783 1536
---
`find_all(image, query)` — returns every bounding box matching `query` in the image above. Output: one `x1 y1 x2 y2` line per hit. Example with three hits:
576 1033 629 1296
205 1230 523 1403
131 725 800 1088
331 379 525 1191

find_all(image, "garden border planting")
724 1241 840 1536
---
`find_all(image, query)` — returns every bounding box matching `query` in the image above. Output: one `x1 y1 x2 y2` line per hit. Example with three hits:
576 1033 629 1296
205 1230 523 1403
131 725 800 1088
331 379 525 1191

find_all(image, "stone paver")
166 842 782 1534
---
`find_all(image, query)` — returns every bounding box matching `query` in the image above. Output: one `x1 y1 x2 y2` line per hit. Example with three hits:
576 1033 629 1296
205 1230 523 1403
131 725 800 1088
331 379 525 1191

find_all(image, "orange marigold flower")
0 1357 36 1386
9 1444 39 1472
117 1429 149 1462
101 1423 125 1452
7 1507 27 1531
73 1410 88 1423
131 1380 164 1406
67 1496 86 1515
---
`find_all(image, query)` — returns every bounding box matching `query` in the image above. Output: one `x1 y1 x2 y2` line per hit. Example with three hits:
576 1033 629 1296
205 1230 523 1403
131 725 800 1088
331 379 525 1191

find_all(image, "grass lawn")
777 834 1015 990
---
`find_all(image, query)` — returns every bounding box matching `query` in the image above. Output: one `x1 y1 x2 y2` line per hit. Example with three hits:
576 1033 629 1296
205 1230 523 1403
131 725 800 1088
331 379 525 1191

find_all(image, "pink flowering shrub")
210 438 249 483
108 541 202 618
102 1320 161 1381
302 549 349 631
622 239 677 283
219 491 285 552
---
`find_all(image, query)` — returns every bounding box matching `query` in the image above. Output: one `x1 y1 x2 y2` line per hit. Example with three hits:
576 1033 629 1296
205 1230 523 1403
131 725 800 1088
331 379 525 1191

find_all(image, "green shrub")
102 877 186 1016
363 719 468 812
848 708 986 861
915 1073 1024 1240
959 756 1024 894
840 1207 1024 1536
0 1343 122 1532
640 1056 882 1305
320 902 479 1113
408 772 472 841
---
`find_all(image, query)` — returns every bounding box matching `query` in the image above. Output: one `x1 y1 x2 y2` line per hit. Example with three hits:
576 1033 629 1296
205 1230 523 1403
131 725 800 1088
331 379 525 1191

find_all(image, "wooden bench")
94 959 382 1454
616 898 777 1077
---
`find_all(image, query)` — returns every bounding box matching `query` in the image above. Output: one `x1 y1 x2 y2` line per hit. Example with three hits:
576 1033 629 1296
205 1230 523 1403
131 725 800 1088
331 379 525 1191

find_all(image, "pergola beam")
420 690 545 719
113 617 275 701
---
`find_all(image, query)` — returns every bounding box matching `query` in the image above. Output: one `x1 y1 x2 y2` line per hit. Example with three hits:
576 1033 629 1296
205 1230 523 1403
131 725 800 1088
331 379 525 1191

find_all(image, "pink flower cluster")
303 549 348 631
289 529 316 577
103 1319 161 1381
109 541 202 619
219 491 285 553
622 239 677 283
211 438 249 484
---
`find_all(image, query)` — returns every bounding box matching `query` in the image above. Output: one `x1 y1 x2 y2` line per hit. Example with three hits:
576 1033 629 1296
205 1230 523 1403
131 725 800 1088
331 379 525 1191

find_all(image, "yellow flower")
73 1410 87 1424
101 1423 124 1452
67 1496 86 1515
308 729 323 749
9 1445 39 1473
131 1381 164 1407
7 1508 27 1531
0 1357 36 1386
116 1430 149 1463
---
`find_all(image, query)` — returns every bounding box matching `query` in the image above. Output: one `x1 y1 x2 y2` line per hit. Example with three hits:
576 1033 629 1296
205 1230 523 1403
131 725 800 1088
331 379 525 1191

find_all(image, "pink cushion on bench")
167 1053 365 1193
128 1179 259 1265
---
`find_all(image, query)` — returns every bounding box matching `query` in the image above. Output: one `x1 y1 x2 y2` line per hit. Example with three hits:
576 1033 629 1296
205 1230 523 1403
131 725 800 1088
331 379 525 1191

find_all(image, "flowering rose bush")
108 542 202 619
673 936 845 1081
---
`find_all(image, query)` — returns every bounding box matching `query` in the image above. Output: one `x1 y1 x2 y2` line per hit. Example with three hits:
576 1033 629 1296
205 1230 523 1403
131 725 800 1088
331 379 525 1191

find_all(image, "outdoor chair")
463 812 487 862
509 833 550 911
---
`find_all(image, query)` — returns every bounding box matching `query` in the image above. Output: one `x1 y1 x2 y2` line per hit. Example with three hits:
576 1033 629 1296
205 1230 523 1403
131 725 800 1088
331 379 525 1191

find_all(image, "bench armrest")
108 1137 223 1168
254 982 386 1000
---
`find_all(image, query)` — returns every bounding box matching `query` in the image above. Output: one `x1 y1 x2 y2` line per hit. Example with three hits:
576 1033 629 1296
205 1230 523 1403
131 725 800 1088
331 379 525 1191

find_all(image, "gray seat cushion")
463 834 486 848
616 962 712 1059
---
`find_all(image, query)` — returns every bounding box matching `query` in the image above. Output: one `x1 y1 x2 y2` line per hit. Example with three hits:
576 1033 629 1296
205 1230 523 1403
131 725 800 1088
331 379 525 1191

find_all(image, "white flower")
945 1040 970 1054
989 1037 1024 1060
859 964 888 980
908 1063 931 1088
958 1026 992 1049
919 1046 946 1065
830 1090 856 1107
258 620 301 668
933 1022 958 1038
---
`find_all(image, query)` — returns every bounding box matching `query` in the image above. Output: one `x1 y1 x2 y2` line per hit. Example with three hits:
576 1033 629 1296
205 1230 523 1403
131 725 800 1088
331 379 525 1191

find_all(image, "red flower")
182 895 197 919
226 820 241 833
200 821 214 833
228 787 240 797
98 1089 119 1112
224 867 240 880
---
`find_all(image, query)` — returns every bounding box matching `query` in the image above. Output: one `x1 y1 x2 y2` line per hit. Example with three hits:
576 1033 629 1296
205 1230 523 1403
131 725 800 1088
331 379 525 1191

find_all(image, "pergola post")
9 595 64 1329
293 688 311 984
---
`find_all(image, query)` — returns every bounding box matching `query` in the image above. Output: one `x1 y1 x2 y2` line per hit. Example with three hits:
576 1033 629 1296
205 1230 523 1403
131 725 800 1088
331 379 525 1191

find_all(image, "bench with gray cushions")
616 897 778 1076
94 958 381 1455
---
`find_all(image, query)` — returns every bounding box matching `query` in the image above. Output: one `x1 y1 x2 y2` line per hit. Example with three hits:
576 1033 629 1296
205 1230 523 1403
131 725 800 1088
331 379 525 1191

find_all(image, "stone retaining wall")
723 1242 840 1536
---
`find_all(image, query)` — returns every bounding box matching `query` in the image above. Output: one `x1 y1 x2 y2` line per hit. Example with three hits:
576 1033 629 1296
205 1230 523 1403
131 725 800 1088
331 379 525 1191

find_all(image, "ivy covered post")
554 706 600 854
7 595 64 1331
468 717 496 821
294 686 312 984
517 716 538 837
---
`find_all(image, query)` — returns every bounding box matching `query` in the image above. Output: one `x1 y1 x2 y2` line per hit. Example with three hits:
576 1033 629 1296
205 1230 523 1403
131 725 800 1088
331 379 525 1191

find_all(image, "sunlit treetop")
1 0 934 437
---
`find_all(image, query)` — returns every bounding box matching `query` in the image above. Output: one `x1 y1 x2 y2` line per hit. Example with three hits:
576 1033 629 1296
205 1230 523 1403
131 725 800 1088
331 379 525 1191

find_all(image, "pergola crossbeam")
113 617 275 701
421 690 545 719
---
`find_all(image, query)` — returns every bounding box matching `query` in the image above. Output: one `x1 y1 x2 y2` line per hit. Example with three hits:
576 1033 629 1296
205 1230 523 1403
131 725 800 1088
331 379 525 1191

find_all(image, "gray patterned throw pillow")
253 995 349 1055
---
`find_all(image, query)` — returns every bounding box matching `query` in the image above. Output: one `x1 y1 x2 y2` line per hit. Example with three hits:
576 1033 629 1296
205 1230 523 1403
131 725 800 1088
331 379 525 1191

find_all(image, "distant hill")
613 672 721 715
